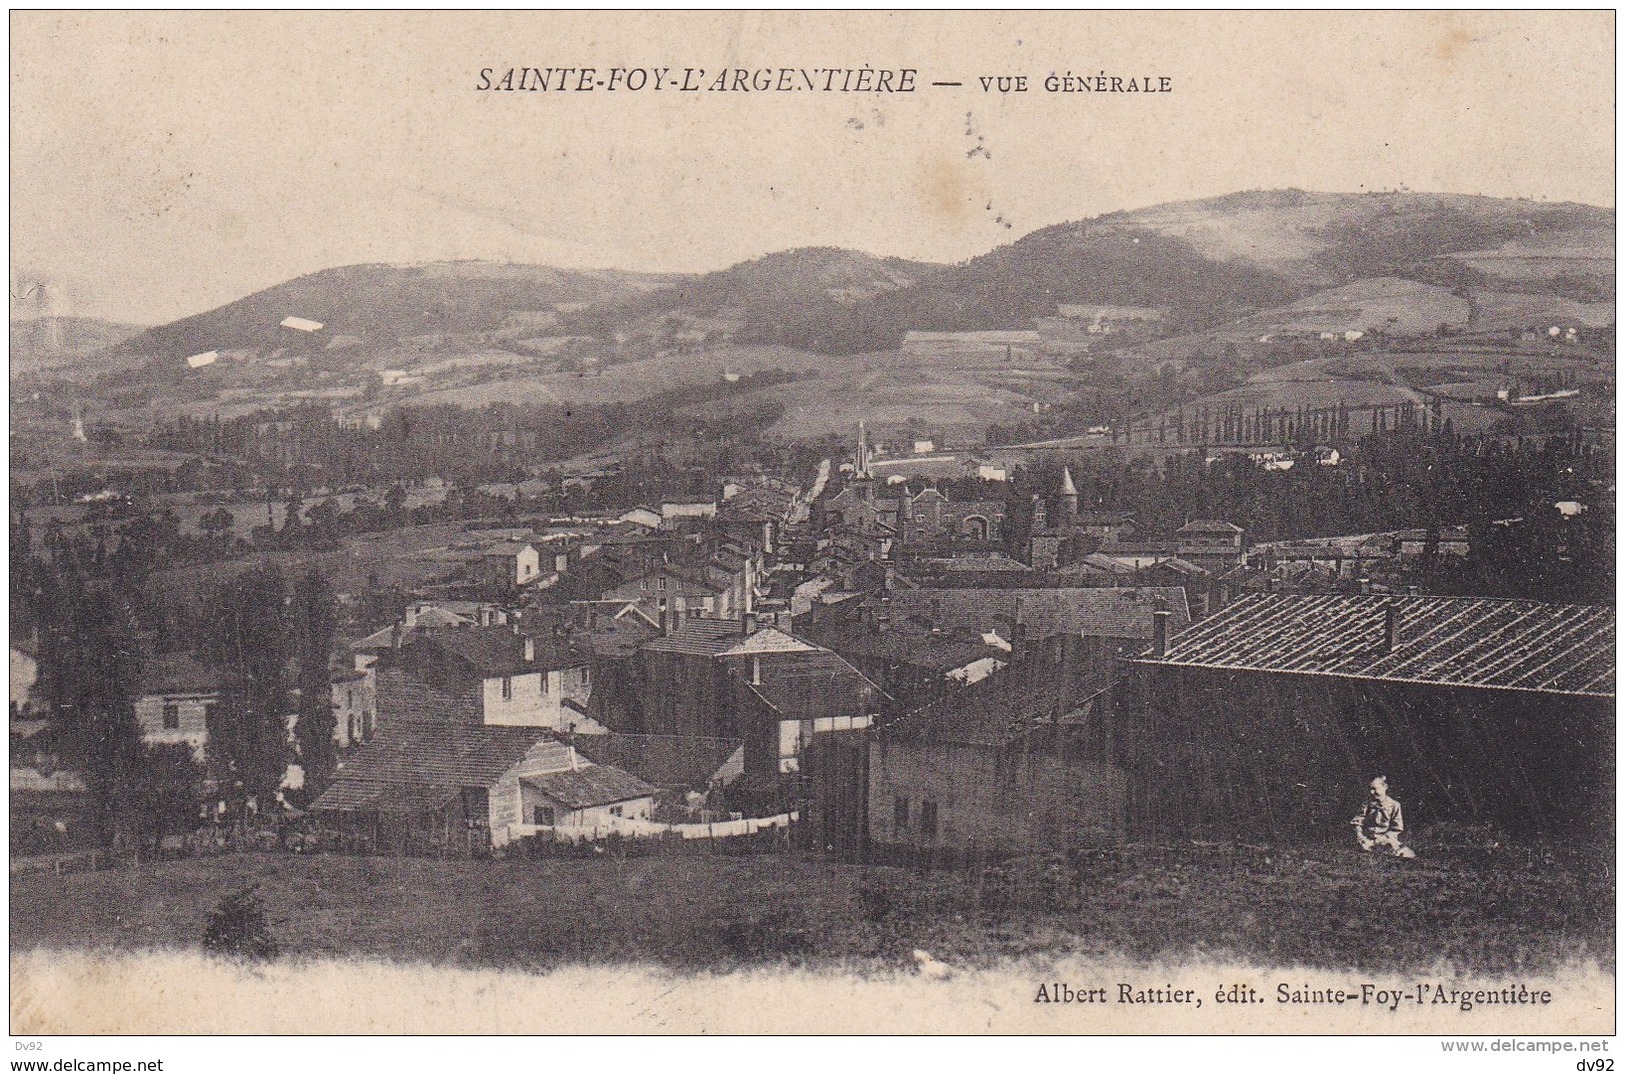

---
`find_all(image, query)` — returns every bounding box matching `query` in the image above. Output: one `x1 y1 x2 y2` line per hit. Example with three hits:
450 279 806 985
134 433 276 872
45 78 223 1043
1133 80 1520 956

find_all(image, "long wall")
868 739 1125 857
1111 664 1614 843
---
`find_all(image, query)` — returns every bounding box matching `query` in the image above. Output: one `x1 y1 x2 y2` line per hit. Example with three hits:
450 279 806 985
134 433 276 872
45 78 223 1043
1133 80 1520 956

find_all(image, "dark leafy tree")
130 743 206 850
201 564 292 824
290 569 339 797
33 568 144 845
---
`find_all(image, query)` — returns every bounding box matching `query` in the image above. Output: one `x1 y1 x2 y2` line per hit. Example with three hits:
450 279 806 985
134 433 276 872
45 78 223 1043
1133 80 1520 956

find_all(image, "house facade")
374 627 593 732
133 653 221 762
311 722 652 850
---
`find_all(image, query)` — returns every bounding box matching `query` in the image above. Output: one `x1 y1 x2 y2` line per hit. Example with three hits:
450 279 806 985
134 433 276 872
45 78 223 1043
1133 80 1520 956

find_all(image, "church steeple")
1059 466 1078 521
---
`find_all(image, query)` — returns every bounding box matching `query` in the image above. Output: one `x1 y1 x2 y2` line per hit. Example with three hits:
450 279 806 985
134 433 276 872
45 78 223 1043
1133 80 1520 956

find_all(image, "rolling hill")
46 190 1613 441
107 262 683 365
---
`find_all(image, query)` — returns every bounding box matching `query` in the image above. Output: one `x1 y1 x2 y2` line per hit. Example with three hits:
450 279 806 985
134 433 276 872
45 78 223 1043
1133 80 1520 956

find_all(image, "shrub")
202 884 279 960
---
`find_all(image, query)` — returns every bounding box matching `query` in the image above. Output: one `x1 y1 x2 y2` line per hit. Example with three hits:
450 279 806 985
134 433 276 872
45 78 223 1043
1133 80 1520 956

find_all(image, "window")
658 576 667 591
500 677 512 700
532 805 555 826
609 805 623 817
920 800 939 840
162 703 180 730
581 667 590 686
893 796 909 834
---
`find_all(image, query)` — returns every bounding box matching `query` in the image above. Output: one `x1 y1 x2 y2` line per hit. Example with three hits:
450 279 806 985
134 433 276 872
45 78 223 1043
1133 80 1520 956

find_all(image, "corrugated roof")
311 721 564 811
1133 593 1615 697
522 765 656 809
875 587 1192 641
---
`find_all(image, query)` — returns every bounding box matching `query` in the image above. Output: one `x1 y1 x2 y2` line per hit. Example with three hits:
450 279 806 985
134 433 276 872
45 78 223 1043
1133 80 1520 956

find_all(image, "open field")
11 842 1611 978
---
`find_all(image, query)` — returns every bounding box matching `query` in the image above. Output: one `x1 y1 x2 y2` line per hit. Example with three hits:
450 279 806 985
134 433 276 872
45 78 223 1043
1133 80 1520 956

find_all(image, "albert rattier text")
1036 981 1557 1011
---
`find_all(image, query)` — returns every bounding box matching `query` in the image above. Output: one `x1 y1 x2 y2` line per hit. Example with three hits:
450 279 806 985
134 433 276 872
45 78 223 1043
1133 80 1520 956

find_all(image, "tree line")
22 542 340 851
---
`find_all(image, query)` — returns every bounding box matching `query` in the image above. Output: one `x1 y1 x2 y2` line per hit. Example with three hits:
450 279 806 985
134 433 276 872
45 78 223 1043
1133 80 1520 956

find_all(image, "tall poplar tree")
291 568 339 797
201 564 292 824
34 564 143 845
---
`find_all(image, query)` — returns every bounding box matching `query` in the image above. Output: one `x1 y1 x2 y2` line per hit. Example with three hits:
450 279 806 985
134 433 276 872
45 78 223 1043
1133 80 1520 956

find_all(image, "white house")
375 627 595 732
133 653 221 762
311 724 654 849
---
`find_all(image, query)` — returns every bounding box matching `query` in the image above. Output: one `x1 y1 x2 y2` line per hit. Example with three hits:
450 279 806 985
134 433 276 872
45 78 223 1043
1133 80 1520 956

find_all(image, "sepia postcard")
7 8 1616 1053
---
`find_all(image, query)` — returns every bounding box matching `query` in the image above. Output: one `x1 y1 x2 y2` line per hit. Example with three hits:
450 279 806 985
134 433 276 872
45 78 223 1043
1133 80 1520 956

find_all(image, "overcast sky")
11 10 1614 326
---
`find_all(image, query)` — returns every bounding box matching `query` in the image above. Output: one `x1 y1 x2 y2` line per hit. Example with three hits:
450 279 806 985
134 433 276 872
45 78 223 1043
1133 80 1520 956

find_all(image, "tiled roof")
1147 557 1210 578
802 617 1002 672
731 649 882 720
138 652 222 696
926 554 1033 573
314 781 462 813
418 627 528 675
574 615 660 659
640 618 754 656
311 721 565 811
1066 553 1137 575
573 733 743 789
522 765 657 809
889 672 1099 746
715 629 818 657
1132 593 1615 697
422 627 583 675
874 587 1192 641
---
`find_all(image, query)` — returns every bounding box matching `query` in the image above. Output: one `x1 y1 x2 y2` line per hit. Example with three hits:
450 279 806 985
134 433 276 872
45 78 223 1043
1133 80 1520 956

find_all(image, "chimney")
743 611 758 635
1358 577 1371 596
1383 602 1399 654
389 622 402 650
1406 586 1419 597
568 745 579 771
1152 609 1171 658
523 635 535 664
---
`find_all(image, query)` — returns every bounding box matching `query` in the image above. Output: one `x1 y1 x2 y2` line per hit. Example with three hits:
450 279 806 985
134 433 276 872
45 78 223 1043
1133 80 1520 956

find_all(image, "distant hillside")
110 262 683 364
60 190 1611 436
10 316 146 381
563 247 942 354
560 190 1612 355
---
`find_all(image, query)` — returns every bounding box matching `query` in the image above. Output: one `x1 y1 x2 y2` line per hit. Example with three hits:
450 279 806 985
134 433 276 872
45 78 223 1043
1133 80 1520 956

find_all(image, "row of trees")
944 427 1613 602
25 545 340 849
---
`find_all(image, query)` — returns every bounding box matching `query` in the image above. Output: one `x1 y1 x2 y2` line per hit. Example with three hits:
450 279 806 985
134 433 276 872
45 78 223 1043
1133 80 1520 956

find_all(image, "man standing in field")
1352 775 1416 858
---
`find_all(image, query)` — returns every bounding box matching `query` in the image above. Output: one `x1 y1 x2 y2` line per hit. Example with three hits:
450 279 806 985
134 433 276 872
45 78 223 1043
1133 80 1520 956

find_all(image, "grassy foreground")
10 843 1614 976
